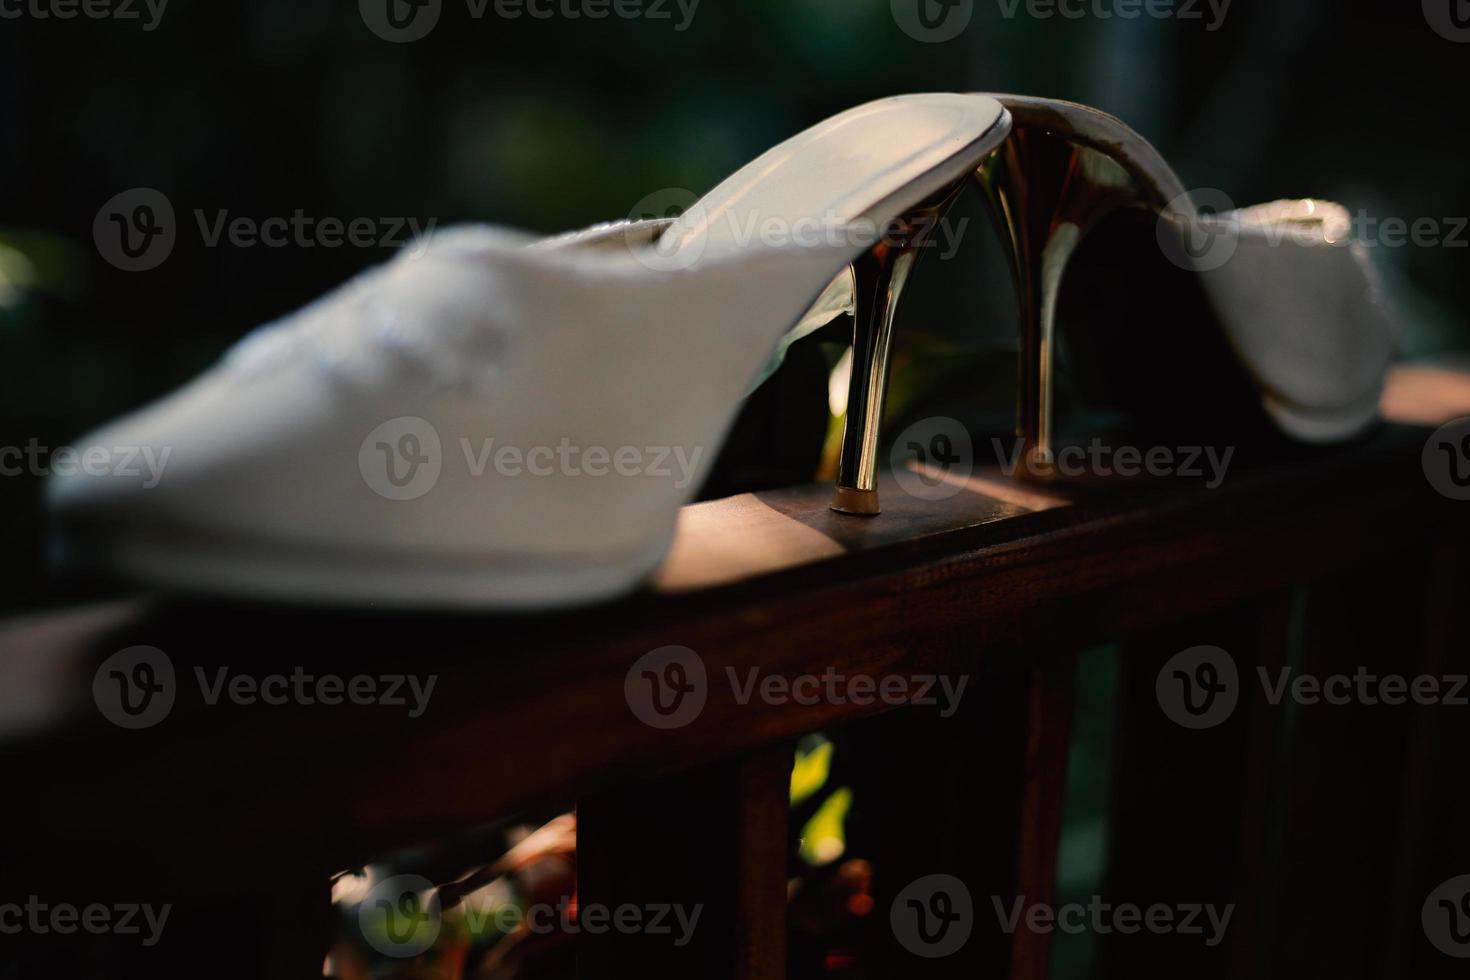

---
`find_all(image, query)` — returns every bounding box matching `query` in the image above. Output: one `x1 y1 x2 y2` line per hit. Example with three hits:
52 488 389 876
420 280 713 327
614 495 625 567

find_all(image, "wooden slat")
1397 530 1470 978
1264 543 1441 979
1096 592 1294 978
1009 662 1077 980
576 745 793 979
835 657 1073 978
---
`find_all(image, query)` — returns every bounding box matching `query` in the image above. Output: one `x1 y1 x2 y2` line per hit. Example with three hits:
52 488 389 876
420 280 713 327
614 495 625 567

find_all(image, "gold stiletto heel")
831 185 966 516
975 98 1184 475
815 95 1386 513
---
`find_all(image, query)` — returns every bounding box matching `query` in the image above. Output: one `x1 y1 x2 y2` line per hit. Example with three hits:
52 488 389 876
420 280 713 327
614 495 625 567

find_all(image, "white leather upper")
49 226 857 563
1194 200 1397 440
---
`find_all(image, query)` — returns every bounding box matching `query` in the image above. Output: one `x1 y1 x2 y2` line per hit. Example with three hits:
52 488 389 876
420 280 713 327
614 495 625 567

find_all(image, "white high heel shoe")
47 93 1398 609
47 94 1013 608
974 95 1396 468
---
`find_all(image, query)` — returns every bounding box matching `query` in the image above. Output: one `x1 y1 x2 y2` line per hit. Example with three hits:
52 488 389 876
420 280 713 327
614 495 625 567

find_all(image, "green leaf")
798 786 852 867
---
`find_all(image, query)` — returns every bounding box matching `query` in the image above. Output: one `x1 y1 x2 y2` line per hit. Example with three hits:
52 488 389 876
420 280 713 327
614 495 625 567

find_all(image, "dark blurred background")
1 0 1466 615
1 5 1467 978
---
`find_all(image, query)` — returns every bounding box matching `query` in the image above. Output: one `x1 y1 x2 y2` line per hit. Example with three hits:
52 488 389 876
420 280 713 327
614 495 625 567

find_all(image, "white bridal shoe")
974 95 1396 469
49 93 1396 609
48 94 1012 608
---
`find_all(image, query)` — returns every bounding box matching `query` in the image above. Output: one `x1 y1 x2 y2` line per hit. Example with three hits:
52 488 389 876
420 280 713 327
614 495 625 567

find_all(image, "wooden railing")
2 362 1468 979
